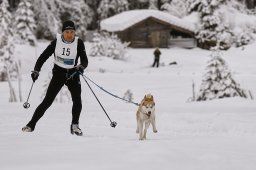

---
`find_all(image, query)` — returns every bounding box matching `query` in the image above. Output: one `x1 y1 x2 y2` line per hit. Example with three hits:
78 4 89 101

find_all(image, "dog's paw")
153 129 158 133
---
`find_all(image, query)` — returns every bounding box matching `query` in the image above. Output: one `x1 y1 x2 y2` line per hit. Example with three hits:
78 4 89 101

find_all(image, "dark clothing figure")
27 65 84 130
152 48 161 68
23 21 88 135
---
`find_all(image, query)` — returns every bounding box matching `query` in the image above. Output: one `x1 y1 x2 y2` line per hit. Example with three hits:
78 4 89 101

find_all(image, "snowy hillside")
1 41 256 170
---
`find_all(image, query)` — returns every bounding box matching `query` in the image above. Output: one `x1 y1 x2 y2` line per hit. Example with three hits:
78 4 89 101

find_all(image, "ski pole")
23 82 34 109
80 72 117 128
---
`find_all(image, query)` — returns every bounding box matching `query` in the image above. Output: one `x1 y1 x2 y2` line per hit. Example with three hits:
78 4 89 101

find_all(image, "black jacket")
154 49 161 60
34 38 88 72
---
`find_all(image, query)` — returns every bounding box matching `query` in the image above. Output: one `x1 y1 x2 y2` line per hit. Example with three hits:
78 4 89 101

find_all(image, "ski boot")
70 124 83 136
22 126 33 132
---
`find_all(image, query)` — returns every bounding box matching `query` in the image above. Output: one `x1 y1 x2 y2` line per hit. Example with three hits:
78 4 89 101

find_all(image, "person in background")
22 20 88 136
152 47 161 68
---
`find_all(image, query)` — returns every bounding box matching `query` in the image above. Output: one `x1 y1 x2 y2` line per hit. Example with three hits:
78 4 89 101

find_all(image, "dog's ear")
140 97 145 105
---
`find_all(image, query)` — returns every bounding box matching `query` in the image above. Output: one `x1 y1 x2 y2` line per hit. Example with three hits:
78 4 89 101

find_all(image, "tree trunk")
16 60 23 102
6 66 17 102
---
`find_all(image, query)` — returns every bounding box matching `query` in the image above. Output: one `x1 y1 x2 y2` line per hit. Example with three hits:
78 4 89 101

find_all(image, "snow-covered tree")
235 28 255 47
240 0 256 9
188 0 233 50
149 0 158 9
0 0 20 102
188 0 256 49
161 0 188 18
129 0 150 9
97 0 112 21
8 0 21 10
90 32 130 60
229 1 256 47
97 0 129 21
32 0 94 39
15 0 36 46
70 0 93 40
90 33 105 57
32 0 60 39
56 0 93 40
114 0 130 13
232 0 251 12
103 33 130 59
196 49 248 101
123 89 134 102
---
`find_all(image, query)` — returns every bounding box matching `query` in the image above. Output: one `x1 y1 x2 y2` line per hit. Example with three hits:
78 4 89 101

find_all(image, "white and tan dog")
136 94 157 140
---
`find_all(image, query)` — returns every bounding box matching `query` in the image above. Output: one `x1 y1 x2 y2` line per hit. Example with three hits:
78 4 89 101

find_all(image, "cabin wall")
116 17 195 48
118 18 170 48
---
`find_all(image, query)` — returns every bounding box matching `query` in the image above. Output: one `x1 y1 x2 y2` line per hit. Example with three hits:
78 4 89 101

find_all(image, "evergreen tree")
56 0 93 40
8 0 21 10
15 0 36 46
32 0 60 39
161 0 188 18
243 0 256 9
196 49 248 101
188 0 233 50
0 0 16 80
128 0 150 9
89 32 129 60
70 0 93 39
90 33 105 57
97 0 113 21
0 0 19 102
149 0 158 9
97 0 129 21
85 0 101 30
129 0 165 10
123 89 134 102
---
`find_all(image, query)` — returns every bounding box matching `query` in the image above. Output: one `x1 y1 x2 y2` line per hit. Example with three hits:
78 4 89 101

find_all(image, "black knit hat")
62 20 76 32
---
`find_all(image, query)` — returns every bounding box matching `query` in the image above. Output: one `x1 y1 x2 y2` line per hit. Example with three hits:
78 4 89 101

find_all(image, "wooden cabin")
100 10 197 48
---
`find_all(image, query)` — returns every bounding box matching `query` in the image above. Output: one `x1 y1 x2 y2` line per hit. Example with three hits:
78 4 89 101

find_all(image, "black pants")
27 65 82 130
152 59 159 67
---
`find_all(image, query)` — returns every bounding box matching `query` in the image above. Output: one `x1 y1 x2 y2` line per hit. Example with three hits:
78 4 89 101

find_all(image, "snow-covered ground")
1 41 256 170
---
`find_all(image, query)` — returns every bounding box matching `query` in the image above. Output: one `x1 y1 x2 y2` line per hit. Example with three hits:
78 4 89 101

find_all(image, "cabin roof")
100 10 196 33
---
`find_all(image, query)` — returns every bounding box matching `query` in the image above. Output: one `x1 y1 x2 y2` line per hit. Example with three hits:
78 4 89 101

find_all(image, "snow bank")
1 41 256 170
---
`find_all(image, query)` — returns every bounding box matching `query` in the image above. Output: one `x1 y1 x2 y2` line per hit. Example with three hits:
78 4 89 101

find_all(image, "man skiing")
22 20 88 136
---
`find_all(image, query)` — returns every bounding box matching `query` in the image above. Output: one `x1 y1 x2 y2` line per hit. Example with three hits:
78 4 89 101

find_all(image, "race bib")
54 34 78 69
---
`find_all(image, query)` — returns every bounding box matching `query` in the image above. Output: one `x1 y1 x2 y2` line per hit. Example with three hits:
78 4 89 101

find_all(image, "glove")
75 64 85 74
31 70 39 82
